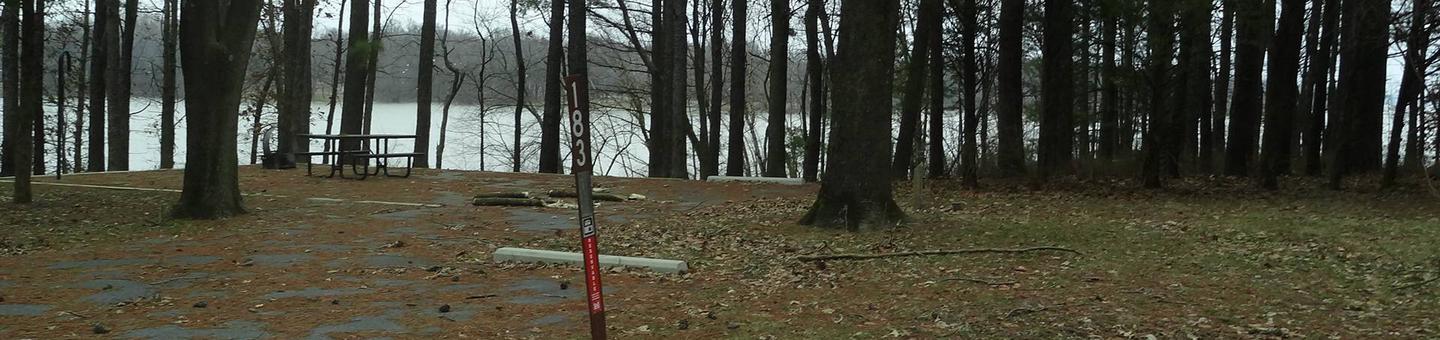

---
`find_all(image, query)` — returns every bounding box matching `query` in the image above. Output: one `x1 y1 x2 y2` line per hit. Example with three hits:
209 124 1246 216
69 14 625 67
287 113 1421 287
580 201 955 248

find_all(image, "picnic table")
294 134 424 180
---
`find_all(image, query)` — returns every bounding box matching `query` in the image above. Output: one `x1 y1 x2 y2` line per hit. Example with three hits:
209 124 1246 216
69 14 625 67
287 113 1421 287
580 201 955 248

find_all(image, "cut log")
472 197 547 207
546 190 627 202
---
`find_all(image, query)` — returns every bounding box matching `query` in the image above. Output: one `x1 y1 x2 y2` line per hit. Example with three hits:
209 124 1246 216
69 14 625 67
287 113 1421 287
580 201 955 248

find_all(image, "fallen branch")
796 246 1080 262
465 294 498 299
474 192 531 199
941 277 1018 286
472 198 547 207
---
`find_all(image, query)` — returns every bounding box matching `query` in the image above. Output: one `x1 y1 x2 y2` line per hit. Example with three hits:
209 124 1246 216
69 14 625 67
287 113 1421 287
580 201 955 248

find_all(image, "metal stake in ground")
565 74 607 339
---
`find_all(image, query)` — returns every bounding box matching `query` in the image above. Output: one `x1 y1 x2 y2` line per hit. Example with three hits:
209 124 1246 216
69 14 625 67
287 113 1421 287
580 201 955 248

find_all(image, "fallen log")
546 190 628 202
472 197 547 207
796 246 1080 262
474 192 532 199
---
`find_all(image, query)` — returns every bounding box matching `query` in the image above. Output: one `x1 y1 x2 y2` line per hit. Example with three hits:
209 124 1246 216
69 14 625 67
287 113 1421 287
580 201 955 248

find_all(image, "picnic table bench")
295 134 424 180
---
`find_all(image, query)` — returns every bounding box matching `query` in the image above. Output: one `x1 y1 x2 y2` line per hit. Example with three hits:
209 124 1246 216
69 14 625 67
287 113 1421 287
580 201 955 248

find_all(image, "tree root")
796 246 1080 262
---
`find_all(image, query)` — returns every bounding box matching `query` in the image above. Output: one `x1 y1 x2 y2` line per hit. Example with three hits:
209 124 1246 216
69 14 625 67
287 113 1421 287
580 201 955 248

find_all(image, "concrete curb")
705 176 806 185
492 247 688 274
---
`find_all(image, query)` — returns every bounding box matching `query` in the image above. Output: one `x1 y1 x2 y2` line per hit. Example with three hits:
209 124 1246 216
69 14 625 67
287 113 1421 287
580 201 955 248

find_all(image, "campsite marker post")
564 75 607 339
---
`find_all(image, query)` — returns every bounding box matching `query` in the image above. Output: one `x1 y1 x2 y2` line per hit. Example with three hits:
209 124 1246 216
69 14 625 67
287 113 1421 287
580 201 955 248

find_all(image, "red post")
564 75 607 339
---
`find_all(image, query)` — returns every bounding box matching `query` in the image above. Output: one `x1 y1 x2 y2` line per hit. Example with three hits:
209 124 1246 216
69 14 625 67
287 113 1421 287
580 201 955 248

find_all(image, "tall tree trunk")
725 0 747 176
803 0 823 182
339 0 369 153
539 0 564 173
279 0 315 167
509 0 526 172
1142 0 1174 189
1038 0 1074 182
57 53 68 176
1074 10 1092 172
1326 0 1389 188
1206 0 1234 173
12 0 41 202
649 0 673 177
362 0 381 136
2 1 20 177
1178 0 1211 174
160 0 178 169
926 2 946 179
892 0 941 179
670 0 690 178
960 0 979 187
436 0 461 169
762 0 791 178
692 0 712 179
174 0 263 219
86 0 108 172
995 0 1025 176
1304 0 1338 176
1258 0 1305 189
707 0 724 178
1224 0 1272 177
410 0 437 168
1099 9 1118 163
800 0 904 231
248 71 276 164
73 1 89 174
323 0 347 153
1293 0 1323 172
108 0 135 171
1382 0 1429 187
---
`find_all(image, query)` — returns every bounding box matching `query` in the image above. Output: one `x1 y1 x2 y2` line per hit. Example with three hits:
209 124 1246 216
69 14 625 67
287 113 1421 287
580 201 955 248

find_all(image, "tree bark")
1178 0 1211 174
706 0 724 179
12 0 42 202
437 0 461 169
763 0 790 178
1142 0 1174 189
1207 0 1234 173
107 0 134 171
86 0 109 172
802 0 823 183
339 0 369 154
648 0 673 177
362 0 381 136
539 0 564 173
160 0 178 169
960 0 979 187
1038 0 1074 182
509 0 525 173
0 1 17 177
926 1 946 179
725 0 747 176
670 0 691 179
891 0 942 179
1304 0 1337 176
1258 0 1305 189
800 0 904 231
323 0 347 154
174 0 263 219
995 0 1025 176
1382 0 1428 187
1224 0 1272 177
1098 8 1117 162
278 0 315 168
1326 0 1389 188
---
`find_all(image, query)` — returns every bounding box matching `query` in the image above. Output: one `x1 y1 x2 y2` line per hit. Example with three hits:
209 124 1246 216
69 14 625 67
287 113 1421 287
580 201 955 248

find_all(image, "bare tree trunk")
692 0 712 179
802 0 904 230
960 0 979 187
891 0 942 179
86 0 108 172
1258 0 1305 189
725 0 747 176
12 0 42 203
107 0 135 171
57 53 68 176
1038 0 1074 182
995 0 1025 176
706 0 724 178
1304 0 1338 176
279 0 316 166
1326 0 1390 188
436 0 461 169
670 0 690 179
802 0 823 182
2 2 20 177
1206 0 1234 173
160 0 178 169
248 71 276 165
1142 0 1174 189
762 0 790 178
173 0 262 219
1382 0 1429 187
509 0 526 172
324 0 348 153
412 0 437 168
339 0 368 153
73 1 89 173
539 0 564 173
362 0 381 136
1225 0 1272 177
1099 8 1118 163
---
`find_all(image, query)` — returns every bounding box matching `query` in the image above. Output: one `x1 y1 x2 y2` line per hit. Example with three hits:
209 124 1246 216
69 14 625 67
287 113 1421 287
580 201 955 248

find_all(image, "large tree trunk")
891 0 942 179
86 0 109 172
1037 0 1074 182
410 0 436 168
1382 0 1428 187
1258 0 1305 189
174 0 263 219
1178 0 1211 174
995 0 1025 176
107 0 135 171
926 1 946 179
959 0 978 187
1326 0 1389 188
279 0 315 167
539 0 564 173
691 0 711 179
802 0 823 183
1224 0 1272 177
1098 9 1117 163
339 0 369 154
762 0 790 178
648 0 673 177
0 1 17 177
1304 0 1338 176
669 0 690 179
509 0 525 173
362 0 381 136
724 0 747 176
800 0 904 231
160 0 178 169
706 0 724 179
1142 0 1174 189
12 0 41 202
323 0 347 153
1293 0 1323 172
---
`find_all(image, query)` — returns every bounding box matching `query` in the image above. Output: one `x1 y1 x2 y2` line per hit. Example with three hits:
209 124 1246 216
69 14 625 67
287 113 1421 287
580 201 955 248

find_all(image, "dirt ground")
1 167 1438 339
